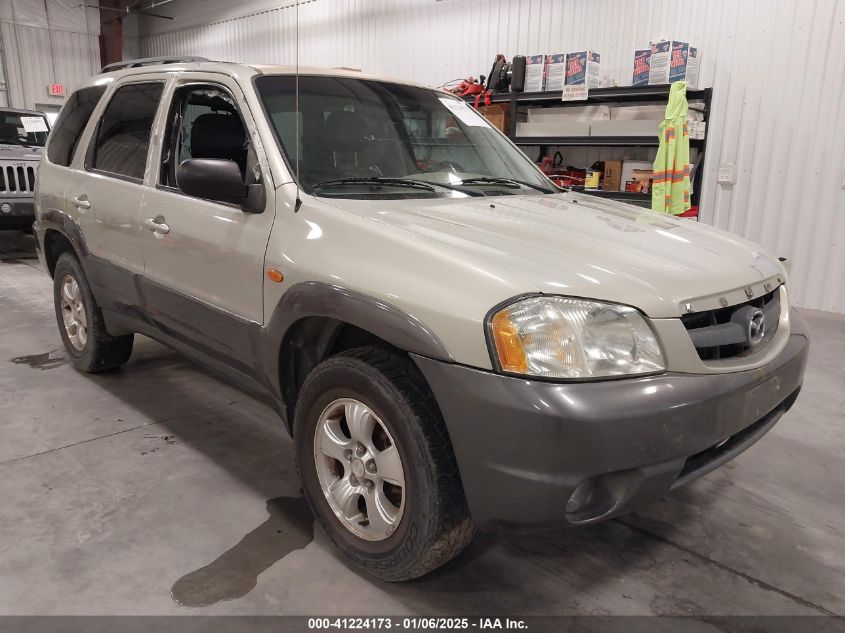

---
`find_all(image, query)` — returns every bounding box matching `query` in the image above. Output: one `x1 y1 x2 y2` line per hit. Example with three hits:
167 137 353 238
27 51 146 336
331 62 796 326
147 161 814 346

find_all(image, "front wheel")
294 347 474 581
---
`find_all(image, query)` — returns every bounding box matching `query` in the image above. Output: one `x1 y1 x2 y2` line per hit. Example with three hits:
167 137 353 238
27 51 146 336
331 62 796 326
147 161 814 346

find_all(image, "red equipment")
445 77 484 98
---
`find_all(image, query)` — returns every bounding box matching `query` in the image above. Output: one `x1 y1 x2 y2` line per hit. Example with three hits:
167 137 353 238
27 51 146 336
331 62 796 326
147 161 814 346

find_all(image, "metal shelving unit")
466 85 713 209
513 135 706 147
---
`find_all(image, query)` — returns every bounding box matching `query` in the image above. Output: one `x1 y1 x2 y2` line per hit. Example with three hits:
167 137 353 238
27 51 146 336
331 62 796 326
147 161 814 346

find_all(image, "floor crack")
0 420 163 467
619 518 838 616
0 399 244 467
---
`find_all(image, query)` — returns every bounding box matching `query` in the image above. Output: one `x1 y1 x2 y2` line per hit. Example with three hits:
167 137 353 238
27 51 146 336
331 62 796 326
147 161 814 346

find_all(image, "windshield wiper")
415 181 485 197
458 177 555 194
312 177 437 192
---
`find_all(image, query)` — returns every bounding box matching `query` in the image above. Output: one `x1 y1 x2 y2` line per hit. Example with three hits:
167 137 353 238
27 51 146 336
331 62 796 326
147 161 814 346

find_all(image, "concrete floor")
0 230 843 616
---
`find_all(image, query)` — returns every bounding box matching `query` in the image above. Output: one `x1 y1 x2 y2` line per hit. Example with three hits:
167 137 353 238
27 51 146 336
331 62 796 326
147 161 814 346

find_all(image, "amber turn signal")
266 269 284 283
490 310 528 373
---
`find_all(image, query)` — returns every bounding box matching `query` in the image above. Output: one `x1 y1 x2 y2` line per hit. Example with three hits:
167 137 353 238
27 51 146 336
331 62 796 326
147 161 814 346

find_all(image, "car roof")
90 58 433 92
0 107 48 116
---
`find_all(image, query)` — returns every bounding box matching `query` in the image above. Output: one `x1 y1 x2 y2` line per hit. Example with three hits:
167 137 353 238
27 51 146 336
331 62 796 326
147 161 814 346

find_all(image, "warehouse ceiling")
95 0 178 66
96 0 177 25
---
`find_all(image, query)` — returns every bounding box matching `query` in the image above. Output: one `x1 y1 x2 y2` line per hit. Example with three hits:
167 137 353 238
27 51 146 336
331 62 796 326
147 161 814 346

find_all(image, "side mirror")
177 158 263 212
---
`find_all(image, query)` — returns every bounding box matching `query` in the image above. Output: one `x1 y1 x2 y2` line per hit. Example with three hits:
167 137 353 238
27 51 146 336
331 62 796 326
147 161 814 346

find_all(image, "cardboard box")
648 40 699 88
602 159 623 191
516 121 591 137
602 104 707 137
676 44 699 87
625 170 653 193
527 105 610 122
524 54 546 92
632 49 651 86
621 160 653 192
478 104 509 134
544 54 567 91
565 51 601 88
590 119 661 137
610 104 664 120
683 119 706 140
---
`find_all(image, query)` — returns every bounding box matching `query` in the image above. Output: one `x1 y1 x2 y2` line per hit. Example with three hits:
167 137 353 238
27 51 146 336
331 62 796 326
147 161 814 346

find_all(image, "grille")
0 162 37 194
681 287 781 361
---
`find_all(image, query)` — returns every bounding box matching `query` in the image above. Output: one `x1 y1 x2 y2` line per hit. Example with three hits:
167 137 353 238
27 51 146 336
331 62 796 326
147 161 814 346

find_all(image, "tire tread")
54 252 133 373
297 346 474 581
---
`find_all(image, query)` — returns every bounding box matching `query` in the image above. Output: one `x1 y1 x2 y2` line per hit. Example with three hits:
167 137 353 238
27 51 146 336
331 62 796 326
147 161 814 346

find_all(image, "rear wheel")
53 252 133 372
294 346 474 581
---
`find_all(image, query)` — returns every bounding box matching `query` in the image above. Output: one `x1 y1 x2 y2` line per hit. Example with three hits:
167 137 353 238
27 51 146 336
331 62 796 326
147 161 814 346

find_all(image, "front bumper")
0 198 34 228
413 308 809 531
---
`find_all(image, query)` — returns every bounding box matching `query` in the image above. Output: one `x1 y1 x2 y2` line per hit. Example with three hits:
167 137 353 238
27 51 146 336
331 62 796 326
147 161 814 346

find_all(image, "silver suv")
34 58 809 581
0 108 49 230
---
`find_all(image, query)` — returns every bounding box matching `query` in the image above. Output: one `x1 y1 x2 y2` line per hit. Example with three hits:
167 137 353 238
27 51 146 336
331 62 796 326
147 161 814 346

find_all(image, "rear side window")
88 82 164 182
46 86 106 166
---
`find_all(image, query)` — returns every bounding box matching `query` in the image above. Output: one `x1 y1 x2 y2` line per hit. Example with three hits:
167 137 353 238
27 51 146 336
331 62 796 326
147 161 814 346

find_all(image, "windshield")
255 75 556 199
0 112 49 147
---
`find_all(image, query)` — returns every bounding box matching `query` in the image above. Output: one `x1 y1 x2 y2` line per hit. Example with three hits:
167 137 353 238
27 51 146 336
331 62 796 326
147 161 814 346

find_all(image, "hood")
319 192 784 318
0 145 43 160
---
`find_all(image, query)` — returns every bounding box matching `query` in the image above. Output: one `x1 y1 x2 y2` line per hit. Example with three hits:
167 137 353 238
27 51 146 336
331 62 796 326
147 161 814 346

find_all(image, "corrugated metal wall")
139 0 845 313
0 0 100 112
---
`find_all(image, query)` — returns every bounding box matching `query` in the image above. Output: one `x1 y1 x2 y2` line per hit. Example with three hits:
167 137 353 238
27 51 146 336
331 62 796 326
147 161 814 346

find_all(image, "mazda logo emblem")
748 309 765 346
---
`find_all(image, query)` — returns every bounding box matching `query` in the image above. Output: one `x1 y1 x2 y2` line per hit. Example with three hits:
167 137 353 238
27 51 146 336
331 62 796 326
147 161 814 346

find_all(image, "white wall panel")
45 0 89 32
0 0 100 111
138 0 845 313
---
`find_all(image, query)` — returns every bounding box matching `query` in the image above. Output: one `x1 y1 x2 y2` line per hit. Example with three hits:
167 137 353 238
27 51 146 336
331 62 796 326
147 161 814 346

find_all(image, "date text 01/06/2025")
307 617 528 630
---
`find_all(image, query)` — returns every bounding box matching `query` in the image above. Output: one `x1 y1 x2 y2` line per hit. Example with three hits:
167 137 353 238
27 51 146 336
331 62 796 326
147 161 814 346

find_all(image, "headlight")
488 296 665 379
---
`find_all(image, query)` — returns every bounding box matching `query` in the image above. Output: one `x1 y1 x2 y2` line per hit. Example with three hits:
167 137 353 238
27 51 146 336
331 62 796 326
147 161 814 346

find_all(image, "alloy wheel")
60 275 88 351
313 398 406 541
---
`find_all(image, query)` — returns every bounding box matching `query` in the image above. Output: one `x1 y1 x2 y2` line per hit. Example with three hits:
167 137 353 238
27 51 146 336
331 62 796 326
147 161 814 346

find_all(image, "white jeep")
0 108 49 231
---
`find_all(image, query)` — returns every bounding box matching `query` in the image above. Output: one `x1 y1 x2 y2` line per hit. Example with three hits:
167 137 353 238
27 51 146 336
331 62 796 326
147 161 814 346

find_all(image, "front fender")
257 281 454 422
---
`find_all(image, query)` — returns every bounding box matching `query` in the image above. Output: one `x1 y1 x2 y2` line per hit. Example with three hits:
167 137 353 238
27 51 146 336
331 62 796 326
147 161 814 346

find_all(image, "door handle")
70 195 91 210
143 216 171 235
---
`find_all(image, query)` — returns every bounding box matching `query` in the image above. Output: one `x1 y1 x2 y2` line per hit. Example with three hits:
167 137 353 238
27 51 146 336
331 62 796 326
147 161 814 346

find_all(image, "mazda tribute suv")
34 58 809 581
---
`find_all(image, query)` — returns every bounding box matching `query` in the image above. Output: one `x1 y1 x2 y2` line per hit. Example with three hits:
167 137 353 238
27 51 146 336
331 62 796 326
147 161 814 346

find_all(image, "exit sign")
48 84 65 97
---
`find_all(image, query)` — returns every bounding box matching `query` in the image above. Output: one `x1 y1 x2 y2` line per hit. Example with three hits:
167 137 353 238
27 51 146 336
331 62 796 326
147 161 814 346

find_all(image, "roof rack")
100 56 210 74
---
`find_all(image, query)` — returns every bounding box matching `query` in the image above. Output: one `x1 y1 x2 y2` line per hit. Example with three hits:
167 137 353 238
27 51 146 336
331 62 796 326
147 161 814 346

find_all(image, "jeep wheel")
294 346 474 581
53 252 134 372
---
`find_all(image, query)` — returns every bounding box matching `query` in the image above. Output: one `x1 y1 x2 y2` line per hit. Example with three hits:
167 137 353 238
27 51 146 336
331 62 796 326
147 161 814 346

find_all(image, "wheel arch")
263 282 454 432
43 229 77 277
38 209 90 278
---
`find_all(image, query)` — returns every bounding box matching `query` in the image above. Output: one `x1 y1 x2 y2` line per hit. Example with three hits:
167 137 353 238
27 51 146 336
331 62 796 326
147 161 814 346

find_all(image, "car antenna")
293 0 302 213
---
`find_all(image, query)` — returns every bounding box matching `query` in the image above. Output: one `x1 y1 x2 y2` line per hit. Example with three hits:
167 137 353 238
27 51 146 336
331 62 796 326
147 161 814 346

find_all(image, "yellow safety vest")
652 81 691 215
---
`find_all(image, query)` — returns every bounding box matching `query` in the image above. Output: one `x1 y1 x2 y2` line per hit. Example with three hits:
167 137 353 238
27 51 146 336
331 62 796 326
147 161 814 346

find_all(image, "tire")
294 346 474 581
53 252 134 373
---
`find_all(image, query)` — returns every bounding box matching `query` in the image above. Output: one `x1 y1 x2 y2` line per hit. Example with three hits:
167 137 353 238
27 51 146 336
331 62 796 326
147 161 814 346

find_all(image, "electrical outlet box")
718 163 736 186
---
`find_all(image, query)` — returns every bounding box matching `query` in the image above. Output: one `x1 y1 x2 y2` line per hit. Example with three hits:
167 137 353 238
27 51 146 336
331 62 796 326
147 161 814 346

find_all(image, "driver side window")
159 84 254 192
